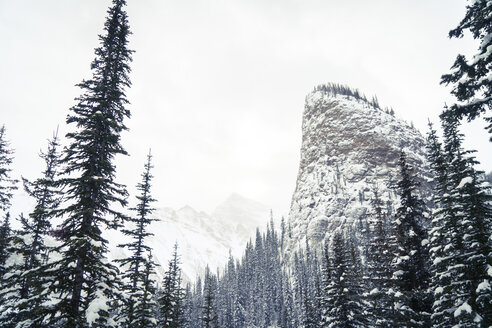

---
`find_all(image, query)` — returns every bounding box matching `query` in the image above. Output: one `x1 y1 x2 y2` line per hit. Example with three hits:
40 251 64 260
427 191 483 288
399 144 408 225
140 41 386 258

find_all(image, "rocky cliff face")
284 84 431 257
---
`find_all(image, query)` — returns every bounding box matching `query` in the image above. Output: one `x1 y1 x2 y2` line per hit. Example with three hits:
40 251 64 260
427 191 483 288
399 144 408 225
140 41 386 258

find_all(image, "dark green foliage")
117 152 158 327
392 151 431 327
200 268 219 328
158 243 186 328
294 239 321 328
0 213 11 282
48 0 134 326
0 132 62 328
428 115 492 327
365 187 396 327
133 252 158 328
0 125 18 212
440 0 492 140
320 232 367 328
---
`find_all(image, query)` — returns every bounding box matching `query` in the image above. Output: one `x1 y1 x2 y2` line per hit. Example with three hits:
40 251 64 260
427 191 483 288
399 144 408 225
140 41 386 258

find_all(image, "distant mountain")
106 193 270 282
284 84 433 259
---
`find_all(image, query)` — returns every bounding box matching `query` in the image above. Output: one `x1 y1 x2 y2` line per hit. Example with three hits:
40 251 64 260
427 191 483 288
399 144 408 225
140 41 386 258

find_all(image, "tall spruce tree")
428 114 492 327
117 151 158 327
133 251 158 328
392 151 431 327
0 213 11 289
320 232 366 328
48 0 134 326
0 132 62 328
0 125 18 212
365 186 395 327
440 0 492 140
427 120 465 327
0 125 17 312
158 243 186 328
200 268 219 328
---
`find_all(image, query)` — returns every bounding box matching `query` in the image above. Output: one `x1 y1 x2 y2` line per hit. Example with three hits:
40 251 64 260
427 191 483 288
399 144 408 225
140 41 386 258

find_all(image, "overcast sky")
1 0 490 218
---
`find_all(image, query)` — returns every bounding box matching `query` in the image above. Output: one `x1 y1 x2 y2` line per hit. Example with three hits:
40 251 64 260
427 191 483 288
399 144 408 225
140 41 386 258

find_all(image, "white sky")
1 0 490 218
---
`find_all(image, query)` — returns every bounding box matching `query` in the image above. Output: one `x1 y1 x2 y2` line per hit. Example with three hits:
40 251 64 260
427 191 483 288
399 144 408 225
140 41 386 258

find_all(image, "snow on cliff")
284 85 432 258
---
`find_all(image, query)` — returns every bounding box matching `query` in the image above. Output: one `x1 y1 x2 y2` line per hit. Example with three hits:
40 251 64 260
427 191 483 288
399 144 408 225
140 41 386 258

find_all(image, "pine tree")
200 269 218 328
0 125 18 212
117 151 158 327
0 213 11 284
0 132 62 328
158 243 186 328
182 284 194 328
133 252 158 328
48 0 134 326
440 0 492 140
0 125 18 301
320 232 366 328
365 186 395 327
392 151 431 327
427 119 465 327
428 115 492 327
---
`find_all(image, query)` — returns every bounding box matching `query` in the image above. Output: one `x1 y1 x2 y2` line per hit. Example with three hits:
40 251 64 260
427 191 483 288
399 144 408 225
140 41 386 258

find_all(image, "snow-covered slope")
284 85 432 258
107 193 270 282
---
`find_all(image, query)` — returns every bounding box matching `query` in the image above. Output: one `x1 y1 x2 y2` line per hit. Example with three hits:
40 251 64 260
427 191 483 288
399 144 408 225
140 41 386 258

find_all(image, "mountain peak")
285 85 432 258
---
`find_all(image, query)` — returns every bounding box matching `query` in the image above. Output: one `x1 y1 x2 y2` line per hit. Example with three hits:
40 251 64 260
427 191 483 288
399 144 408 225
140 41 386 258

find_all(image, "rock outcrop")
284 84 432 257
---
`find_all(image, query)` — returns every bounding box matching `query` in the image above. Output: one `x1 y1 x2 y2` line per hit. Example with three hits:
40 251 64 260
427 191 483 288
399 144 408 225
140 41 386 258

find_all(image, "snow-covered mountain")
284 84 433 259
107 193 270 282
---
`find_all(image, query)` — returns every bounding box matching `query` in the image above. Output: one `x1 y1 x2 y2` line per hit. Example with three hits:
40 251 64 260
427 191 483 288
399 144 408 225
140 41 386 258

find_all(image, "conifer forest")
0 0 491 327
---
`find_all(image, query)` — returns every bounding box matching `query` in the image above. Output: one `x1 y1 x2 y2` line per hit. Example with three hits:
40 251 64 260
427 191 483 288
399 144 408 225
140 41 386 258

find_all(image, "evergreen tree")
320 232 366 328
392 151 431 327
200 269 218 328
158 243 186 328
428 115 492 327
117 152 158 327
365 186 395 327
0 213 11 284
48 0 134 326
0 132 62 328
182 284 194 328
0 125 18 212
133 252 158 328
191 276 204 328
440 0 492 140
0 124 18 308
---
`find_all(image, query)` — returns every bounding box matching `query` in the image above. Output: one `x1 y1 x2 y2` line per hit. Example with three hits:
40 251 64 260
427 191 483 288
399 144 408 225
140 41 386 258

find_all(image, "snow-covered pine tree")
0 125 18 213
427 120 465 328
189 276 203 328
0 213 11 291
231 255 247 328
320 232 367 328
454 151 492 327
0 125 17 315
47 0 134 326
132 251 158 328
0 132 62 328
280 270 295 328
440 0 492 140
429 113 492 327
319 241 332 328
218 251 235 328
365 186 395 327
158 243 186 328
392 151 431 327
117 151 158 327
182 284 194 328
200 268 219 328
